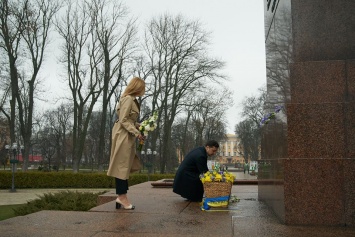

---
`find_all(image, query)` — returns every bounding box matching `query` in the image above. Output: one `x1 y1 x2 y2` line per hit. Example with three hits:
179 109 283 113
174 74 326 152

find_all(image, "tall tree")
56 0 97 172
0 0 60 170
190 87 231 146
235 119 259 162
143 14 225 173
0 117 10 169
265 6 292 109
235 87 266 161
0 0 25 147
56 0 137 172
42 103 72 170
88 0 137 171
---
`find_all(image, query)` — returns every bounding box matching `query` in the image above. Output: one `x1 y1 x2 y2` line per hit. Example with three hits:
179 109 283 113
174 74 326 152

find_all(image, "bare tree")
88 0 137 171
0 0 25 146
235 87 266 161
86 111 101 170
235 119 259 162
41 103 72 170
19 0 60 171
240 87 267 125
143 14 225 173
55 0 97 172
265 6 292 110
0 0 60 170
56 0 137 172
36 126 56 171
190 87 231 145
0 117 10 169
172 87 229 165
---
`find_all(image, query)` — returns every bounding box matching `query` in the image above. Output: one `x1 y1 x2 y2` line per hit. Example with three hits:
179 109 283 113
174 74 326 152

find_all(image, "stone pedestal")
260 0 355 226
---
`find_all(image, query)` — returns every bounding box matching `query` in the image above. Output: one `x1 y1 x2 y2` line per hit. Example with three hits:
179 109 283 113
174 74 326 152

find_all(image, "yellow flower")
200 168 236 183
215 173 222 182
204 176 212 182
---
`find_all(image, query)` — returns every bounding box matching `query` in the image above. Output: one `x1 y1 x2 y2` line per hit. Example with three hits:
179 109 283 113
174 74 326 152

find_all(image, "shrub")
13 190 106 216
0 171 175 189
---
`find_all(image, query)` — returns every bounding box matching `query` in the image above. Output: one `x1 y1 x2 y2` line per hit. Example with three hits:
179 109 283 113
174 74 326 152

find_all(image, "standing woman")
107 77 145 210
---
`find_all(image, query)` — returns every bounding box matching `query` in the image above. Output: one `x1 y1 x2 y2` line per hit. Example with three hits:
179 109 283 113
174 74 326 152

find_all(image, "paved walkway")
1 183 355 236
229 170 258 180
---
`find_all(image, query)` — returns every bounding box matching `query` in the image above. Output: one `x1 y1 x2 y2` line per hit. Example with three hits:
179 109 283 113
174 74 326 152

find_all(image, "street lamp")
152 151 157 174
5 144 10 166
6 143 19 192
141 150 145 172
147 149 152 181
20 145 24 158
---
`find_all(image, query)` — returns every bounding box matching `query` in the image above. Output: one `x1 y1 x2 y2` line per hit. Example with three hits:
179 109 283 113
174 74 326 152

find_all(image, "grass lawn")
0 204 26 221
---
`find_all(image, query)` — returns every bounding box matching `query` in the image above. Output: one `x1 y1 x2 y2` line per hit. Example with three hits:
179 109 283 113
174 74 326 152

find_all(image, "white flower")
137 110 159 151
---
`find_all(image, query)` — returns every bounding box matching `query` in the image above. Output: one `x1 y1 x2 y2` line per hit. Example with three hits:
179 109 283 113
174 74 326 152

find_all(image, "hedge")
0 171 175 189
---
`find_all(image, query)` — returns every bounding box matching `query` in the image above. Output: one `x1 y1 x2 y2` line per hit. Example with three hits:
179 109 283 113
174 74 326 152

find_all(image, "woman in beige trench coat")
107 77 145 210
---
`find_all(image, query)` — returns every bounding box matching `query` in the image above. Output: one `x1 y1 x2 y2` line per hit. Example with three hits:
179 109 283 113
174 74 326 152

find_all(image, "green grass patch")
0 204 26 221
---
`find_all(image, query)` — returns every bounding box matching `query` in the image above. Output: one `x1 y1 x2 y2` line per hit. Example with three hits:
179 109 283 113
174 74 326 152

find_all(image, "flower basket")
203 181 232 198
201 182 232 209
199 167 235 210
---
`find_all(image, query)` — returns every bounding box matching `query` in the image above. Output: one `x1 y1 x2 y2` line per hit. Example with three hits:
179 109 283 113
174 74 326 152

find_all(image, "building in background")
217 134 245 168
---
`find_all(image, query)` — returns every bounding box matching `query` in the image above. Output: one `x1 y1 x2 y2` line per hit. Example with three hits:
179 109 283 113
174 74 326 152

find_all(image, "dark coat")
173 146 209 202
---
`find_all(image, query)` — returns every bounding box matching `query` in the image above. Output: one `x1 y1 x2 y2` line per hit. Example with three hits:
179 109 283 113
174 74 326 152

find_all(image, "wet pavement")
0 181 355 236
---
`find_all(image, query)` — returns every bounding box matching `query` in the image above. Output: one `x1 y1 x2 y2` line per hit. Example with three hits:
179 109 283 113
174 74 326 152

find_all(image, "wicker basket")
203 181 232 198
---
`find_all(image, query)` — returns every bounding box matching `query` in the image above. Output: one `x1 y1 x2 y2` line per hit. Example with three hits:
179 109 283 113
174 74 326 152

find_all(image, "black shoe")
116 198 135 210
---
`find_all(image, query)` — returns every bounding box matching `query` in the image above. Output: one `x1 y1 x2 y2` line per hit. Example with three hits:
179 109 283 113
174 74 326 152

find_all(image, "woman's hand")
137 134 145 141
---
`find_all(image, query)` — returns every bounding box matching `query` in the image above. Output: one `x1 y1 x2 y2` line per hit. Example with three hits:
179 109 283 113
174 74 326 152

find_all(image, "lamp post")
141 150 145 173
5 144 10 168
152 151 157 174
20 145 25 169
146 149 152 181
7 143 18 192
20 145 24 159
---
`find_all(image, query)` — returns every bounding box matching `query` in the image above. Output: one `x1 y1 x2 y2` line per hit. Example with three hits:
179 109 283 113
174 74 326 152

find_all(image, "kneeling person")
173 140 219 202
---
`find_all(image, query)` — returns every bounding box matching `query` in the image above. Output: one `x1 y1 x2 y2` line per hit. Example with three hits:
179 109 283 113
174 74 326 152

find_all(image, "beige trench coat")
107 95 141 180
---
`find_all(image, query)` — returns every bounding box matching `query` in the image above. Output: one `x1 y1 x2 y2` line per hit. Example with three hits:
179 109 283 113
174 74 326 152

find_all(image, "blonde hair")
122 77 145 97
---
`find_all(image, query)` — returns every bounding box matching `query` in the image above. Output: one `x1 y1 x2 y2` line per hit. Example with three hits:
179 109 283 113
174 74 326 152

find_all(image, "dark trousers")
115 178 129 195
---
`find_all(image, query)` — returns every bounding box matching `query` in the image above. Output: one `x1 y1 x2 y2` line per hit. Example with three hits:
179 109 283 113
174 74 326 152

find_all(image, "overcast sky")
42 0 266 134
124 0 267 133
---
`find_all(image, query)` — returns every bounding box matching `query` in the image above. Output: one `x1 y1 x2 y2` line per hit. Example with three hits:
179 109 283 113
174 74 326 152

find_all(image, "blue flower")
275 105 283 113
259 105 283 126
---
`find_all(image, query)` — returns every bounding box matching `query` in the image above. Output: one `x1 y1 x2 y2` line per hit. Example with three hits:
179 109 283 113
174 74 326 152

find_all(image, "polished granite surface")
262 0 355 226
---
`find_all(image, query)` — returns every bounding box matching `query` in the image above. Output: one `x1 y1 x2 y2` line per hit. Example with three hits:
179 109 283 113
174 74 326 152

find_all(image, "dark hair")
205 140 219 148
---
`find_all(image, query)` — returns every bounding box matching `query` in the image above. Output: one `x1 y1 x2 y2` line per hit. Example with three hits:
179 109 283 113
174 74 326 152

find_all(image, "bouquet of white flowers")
137 111 158 151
